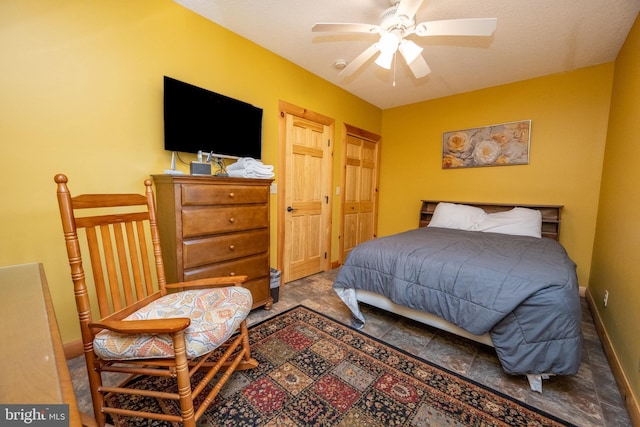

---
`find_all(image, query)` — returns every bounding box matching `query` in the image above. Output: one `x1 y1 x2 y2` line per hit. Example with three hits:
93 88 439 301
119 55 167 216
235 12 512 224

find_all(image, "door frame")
277 100 334 283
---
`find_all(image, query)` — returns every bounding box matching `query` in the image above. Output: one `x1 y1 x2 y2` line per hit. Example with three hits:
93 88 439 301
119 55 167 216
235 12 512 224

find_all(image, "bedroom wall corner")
589 12 640 423
379 63 614 289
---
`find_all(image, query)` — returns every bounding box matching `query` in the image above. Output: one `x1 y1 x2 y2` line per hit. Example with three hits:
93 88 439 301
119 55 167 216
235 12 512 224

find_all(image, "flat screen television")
163 76 263 160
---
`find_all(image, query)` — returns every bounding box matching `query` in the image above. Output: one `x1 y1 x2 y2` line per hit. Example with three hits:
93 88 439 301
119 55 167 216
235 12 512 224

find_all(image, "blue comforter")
333 227 582 375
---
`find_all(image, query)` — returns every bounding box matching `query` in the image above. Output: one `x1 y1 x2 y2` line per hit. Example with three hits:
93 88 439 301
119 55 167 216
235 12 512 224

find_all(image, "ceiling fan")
312 0 497 79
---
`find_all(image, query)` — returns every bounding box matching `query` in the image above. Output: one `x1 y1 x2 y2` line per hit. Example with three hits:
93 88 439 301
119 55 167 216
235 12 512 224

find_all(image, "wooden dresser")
152 174 273 310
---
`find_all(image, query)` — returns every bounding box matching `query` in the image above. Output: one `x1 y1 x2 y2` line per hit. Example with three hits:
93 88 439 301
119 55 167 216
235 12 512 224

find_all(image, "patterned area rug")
109 305 575 426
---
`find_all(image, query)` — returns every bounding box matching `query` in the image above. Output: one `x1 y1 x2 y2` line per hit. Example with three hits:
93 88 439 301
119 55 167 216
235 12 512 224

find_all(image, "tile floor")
68 269 632 426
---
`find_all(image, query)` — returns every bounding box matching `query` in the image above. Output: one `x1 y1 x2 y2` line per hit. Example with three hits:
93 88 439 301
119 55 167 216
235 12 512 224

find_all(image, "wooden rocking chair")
54 174 258 427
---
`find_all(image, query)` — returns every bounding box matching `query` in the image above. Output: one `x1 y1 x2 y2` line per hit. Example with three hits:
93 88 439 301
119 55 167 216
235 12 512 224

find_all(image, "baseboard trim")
64 339 84 360
586 288 639 426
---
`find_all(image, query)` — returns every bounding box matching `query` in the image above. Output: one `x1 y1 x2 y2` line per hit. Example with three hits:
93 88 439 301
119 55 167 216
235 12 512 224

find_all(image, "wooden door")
340 125 381 264
278 101 334 283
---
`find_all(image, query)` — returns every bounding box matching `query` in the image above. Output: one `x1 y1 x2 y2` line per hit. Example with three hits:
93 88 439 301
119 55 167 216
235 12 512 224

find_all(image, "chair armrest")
164 275 248 290
90 318 190 334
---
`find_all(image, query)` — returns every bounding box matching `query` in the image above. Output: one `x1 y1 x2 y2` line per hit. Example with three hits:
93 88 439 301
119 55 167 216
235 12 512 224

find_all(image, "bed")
333 200 582 392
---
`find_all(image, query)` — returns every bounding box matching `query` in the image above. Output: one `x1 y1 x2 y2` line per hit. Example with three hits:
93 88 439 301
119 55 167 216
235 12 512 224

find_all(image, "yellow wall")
2 3 637 404
0 0 381 342
590 14 640 406
379 64 614 287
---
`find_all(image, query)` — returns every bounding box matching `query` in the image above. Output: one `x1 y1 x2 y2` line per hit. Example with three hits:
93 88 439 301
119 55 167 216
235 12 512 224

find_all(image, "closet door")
340 125 381 264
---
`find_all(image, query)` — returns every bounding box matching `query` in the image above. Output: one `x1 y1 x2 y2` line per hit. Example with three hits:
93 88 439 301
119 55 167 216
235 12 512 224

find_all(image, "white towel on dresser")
227 158 274 178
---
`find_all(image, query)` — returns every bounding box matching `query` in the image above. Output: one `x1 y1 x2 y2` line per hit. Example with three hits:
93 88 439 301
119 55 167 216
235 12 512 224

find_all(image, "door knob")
287 206 298 212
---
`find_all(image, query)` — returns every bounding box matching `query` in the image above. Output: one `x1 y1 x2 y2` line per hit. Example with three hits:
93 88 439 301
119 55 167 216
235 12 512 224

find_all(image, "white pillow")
474 207 542 238
427 202 487 231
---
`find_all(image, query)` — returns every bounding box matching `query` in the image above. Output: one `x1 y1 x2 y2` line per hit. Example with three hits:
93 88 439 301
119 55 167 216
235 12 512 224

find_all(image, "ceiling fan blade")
312 23 380 34
339 43 381 76
395 0 424 20
406 54 431 78
414 18 497 37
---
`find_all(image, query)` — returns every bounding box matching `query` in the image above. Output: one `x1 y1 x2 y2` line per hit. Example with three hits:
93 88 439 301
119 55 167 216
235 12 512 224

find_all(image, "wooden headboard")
418 200 563 241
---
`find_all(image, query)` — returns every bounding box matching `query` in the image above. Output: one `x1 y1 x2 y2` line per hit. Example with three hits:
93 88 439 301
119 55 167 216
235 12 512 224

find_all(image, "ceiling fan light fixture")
312 0 496 80
375 49 395 69
375 30 401 69
378 31 400 54
398 39 423 64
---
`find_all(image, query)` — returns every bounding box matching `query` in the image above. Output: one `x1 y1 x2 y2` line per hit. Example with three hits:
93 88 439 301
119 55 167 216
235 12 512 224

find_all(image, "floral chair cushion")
93 286 253 360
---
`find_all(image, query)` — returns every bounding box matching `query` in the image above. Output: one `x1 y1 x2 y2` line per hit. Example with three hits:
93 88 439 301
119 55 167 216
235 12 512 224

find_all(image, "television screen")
163 76 263 159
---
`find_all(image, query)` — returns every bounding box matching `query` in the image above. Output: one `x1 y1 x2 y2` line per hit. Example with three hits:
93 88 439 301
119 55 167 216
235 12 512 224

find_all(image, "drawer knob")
229 245 235 251
228 192 235 198
229 217 235 224
229 272 236 276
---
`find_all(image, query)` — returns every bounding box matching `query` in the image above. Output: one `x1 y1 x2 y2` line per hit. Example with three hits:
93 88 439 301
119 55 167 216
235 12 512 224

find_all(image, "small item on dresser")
190 161 211 176
227 157 274 178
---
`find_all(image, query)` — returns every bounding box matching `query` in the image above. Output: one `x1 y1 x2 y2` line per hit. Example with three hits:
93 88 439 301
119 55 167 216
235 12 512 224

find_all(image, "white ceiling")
174 0 640 109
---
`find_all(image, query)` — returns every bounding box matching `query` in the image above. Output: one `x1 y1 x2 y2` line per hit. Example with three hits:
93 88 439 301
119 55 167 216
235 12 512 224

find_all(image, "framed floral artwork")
442 120 531 169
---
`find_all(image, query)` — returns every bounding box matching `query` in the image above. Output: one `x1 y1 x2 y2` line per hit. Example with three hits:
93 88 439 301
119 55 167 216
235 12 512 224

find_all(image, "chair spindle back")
55 174 167 321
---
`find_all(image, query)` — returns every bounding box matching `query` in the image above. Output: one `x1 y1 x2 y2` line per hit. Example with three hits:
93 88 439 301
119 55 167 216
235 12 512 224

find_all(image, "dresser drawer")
183 229 269 269
182 205 268 238
182 184 269 206
183 253 269 281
